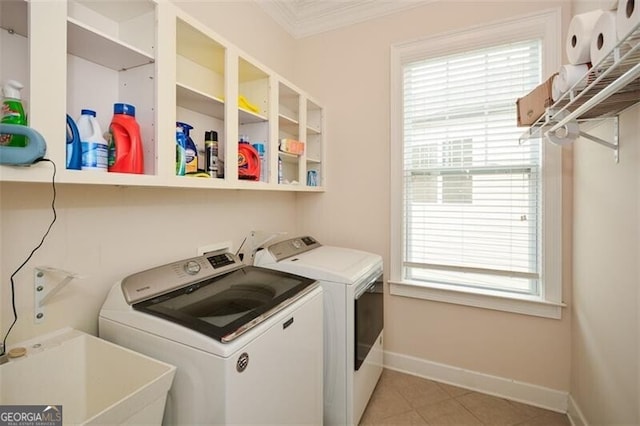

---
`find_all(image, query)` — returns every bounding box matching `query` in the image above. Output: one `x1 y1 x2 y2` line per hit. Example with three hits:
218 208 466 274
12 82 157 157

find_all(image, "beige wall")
572 104 639 424
569 1 640 423
295 1 573 392
0 2 298 345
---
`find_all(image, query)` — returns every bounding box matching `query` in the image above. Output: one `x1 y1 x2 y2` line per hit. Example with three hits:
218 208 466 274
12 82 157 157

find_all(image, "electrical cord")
0 159 57 356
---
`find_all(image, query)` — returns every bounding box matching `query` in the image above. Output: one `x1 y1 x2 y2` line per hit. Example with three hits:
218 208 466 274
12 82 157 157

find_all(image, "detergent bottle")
252 142 266 182
176 122 197 174
1 80 27 147
77 109 108 171
238 137 260 181
66 115 82 170
107 103 144 174
175 126 187 176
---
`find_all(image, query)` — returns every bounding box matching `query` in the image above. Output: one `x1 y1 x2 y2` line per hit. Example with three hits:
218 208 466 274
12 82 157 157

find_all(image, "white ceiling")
255 0 435 39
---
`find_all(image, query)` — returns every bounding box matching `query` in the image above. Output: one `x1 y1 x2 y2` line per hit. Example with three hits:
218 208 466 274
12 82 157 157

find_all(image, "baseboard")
384 350 568 413
567 395 588 426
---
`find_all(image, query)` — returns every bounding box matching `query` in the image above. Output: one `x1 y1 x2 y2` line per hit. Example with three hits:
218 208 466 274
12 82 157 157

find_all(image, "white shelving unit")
522 21 640 162
0 0 325 192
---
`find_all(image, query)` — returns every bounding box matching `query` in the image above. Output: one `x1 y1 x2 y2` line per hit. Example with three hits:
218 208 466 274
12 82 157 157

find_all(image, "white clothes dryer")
254 235 383 425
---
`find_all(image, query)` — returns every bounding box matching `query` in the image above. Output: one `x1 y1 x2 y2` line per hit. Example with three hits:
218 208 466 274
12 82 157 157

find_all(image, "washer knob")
184 260 201 275
292 240 302 249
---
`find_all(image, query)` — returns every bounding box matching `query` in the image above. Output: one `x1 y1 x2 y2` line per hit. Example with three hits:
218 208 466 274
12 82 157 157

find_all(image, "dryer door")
354 272 384 370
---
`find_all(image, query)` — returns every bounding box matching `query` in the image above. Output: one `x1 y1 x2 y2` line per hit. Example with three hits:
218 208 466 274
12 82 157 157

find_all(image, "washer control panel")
121 252 242 305
267 236 321 261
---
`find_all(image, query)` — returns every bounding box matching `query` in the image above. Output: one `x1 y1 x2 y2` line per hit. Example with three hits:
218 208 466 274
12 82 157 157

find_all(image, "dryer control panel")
266 236 321 261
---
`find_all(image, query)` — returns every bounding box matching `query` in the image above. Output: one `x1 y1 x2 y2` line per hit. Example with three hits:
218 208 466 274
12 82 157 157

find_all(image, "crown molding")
256 1 435 39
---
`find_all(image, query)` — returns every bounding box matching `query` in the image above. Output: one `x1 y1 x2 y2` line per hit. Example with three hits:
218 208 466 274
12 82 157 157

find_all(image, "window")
390 10 564 319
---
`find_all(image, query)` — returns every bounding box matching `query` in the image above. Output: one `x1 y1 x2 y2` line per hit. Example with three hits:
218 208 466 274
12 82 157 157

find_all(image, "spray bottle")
176 126 187 176
176 122 197 174
1 80 27 147
204 130 219 178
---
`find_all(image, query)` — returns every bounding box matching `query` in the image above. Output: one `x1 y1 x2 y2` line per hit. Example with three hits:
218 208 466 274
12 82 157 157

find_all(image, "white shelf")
176 82 224 120
1 1 324 193
239 108 267 124
523 22 640 159
279 151 300 163
67 18 154 71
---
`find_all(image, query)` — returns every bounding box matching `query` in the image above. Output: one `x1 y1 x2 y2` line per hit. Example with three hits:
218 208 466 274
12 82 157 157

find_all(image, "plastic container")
176 126 187 176
278 156 283 184
252 142 266 182
77 109 108 172
66 115 82 170
204 130 218 178
176 122 197 174
238 140 260 181
0 80 27 147
107 103 144 174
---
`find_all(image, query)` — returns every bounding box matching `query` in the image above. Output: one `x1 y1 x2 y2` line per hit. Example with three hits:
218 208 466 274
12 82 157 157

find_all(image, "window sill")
389 280 565 319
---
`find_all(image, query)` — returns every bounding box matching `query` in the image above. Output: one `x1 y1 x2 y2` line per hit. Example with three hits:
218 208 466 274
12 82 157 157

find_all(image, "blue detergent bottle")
66 115 82 170
176 121 197 174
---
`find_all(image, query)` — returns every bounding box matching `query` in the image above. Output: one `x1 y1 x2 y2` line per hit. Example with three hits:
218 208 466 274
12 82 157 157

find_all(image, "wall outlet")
198 241 233 256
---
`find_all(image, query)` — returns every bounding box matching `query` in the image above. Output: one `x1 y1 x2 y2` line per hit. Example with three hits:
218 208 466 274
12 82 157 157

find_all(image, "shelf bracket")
34 266 81 324
577 116 619 163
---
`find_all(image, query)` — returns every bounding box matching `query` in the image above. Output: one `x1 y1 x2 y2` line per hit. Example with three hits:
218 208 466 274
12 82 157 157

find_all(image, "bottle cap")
205 131 218 141
3 80 23 100
81 109 96 117
113 103 136 117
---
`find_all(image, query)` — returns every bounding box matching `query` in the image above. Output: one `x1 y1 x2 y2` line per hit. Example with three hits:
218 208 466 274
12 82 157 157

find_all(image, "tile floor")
359 369 571 425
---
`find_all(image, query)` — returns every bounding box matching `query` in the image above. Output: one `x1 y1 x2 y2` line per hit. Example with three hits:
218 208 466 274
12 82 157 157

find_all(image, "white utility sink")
0 328 176 425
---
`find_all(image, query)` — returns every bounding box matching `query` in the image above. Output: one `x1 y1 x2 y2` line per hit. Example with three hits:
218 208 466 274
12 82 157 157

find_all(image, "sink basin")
0 328 176 425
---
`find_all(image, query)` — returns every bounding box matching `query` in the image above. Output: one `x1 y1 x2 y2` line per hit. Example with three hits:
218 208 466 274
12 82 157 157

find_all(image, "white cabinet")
0 0 324 191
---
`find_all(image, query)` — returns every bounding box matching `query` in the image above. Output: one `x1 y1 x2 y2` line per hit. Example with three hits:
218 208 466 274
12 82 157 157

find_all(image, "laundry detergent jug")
238 140 260 181
107 103 144 174
77 109 108 171
66 115 82 170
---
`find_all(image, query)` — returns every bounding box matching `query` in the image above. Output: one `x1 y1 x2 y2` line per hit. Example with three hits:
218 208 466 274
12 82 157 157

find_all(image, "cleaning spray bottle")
176 122 197 174
1 80 27 147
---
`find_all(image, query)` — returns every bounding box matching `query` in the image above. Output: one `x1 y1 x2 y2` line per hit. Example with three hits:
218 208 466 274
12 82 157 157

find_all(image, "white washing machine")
254 236 383 426
99 251 323 425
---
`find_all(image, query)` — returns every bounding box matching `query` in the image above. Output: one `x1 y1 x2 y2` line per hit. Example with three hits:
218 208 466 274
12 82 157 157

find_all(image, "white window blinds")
402 39 542 295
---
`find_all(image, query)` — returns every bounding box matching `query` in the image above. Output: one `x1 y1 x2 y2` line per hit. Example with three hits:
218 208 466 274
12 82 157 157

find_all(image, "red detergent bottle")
107 103 144 174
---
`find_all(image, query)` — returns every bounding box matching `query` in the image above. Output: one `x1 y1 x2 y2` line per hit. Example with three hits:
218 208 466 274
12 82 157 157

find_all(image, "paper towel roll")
567 10 604 64
543 110 580 146
552 75 563 102
591 11 618 66
557 64 590 93
617 0 640 40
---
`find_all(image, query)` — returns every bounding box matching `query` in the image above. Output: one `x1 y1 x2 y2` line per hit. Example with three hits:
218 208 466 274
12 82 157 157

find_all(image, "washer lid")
133 266 317 342
264 245 382 284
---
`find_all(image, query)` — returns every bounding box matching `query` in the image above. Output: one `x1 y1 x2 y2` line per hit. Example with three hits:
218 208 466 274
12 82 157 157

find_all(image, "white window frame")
389 9 565 319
